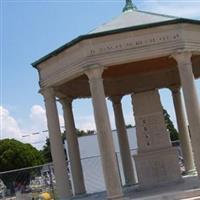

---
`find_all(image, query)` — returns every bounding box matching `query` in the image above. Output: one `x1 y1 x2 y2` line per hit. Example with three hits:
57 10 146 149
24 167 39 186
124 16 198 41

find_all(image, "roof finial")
123 0 137 12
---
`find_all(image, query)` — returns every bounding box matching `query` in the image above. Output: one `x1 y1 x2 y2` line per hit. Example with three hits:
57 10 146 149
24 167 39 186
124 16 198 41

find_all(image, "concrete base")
183 169 197 176
60 198 72 200
107 195 126 200
134 147 182 189
71 175 200 200
133 175 200 200
135 188 200 200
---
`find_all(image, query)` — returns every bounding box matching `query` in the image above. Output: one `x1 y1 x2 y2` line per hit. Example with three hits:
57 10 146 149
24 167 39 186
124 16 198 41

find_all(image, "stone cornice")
37 24 200 88
32 18 200 68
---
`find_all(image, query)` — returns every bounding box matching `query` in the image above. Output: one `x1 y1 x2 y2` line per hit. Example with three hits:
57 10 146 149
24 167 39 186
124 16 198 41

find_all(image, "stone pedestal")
134 147 182 188
132 90 182 188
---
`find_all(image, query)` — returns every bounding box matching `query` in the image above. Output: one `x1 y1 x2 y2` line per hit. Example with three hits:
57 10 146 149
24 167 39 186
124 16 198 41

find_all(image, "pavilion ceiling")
55 55 200 99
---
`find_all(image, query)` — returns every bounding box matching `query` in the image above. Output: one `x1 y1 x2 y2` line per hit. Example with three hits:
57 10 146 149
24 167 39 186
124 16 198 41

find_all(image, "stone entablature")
37 24 200 88
89 30 181 56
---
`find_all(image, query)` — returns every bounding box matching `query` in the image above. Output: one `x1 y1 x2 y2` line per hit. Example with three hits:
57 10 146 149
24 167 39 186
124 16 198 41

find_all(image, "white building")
64 127 138 194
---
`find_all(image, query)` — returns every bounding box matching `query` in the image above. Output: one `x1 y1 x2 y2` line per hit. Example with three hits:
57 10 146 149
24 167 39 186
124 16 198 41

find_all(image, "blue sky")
1 0 200 149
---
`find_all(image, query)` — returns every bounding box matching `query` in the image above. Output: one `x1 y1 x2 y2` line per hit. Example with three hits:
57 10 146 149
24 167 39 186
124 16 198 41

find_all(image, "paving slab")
73 175 200 200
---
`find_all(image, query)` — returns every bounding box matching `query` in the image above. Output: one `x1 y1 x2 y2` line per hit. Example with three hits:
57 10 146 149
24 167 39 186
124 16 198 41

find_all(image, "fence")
0 149 137 200
0 146 183 200
0 163 55 200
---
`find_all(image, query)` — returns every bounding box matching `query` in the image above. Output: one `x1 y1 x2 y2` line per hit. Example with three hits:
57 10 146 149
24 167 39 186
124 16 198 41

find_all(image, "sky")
1 0 200 149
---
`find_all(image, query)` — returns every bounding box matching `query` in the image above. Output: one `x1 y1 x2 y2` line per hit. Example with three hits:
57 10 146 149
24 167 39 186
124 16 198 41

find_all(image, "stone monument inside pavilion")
132 90 182 188
32 0 200 199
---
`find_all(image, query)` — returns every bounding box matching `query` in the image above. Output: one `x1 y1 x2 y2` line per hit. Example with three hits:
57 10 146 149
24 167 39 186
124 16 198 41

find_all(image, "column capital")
172 51 192 66
169 86 181 94
109 96 123 104
40 87 55 100
59 97 74 107
85 66 104 80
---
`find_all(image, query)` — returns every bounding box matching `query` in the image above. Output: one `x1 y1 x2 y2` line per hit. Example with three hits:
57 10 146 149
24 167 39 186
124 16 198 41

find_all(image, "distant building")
64 127 137 159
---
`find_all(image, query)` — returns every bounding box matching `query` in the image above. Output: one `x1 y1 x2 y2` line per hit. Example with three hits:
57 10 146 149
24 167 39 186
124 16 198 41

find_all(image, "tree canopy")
0 139 44 192
163 109 179 141
0 139 44 172
126 124 134 129
40 138 52 163
41 129 95 163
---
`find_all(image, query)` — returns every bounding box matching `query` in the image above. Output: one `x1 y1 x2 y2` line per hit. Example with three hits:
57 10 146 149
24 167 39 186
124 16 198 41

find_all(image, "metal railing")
0 162 55 200
0 146 184 200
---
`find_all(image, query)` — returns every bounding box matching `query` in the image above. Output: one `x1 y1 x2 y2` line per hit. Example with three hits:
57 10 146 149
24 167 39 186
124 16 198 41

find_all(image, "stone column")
85 67 123 200
170 87 195 173
42 88 72 200
173 52 200 176
110 96 136 186
60 97 86 195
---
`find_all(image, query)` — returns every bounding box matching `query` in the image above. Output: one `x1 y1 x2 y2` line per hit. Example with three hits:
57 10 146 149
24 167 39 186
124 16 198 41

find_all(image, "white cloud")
26 105 64 149
124 112 135 127
0 106 22 140
0 105 48 149
141 0 200 19
75 115 96 131
0 105 50 149
0 104 94 149
29 105 47 131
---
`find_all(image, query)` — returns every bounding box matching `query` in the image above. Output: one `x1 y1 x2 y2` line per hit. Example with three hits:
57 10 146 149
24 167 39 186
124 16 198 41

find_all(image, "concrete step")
134 188 200 200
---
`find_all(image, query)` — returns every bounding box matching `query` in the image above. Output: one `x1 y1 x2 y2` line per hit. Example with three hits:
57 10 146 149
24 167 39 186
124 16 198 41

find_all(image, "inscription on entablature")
89 32 180 56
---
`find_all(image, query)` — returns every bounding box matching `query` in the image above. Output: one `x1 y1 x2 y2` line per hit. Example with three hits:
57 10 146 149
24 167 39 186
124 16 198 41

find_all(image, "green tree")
125 124 134 129
0 139 44 192
41 135 67 163
80 129 95 137
76 129 90 137
40 138 52 163
163 109 179 141
41 129 95 163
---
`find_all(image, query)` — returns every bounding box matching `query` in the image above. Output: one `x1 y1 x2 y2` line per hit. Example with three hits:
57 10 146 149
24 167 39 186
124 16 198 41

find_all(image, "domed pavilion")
32 1 200 199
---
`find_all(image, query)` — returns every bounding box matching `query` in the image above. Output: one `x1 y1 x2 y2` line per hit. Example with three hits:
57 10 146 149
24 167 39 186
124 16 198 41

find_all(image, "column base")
73 192 88 198
183 169 197 176
60 198 72 200
107 193 124 200
134 147 182 189
123 182 137 187
109 197 129 200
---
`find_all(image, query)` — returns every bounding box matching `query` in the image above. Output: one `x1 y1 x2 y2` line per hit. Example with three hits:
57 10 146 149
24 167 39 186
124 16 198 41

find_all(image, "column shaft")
61 98 86 195
171 88 195 173
86 68 123 199
42 88 72 200
173 52 200 176
111 96 136 186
